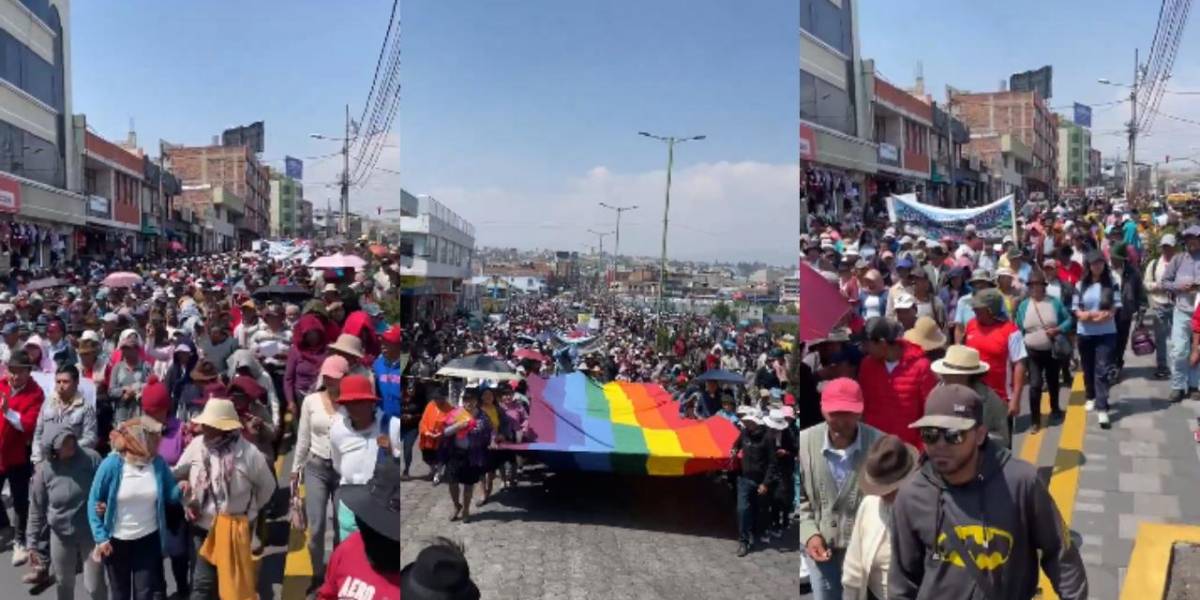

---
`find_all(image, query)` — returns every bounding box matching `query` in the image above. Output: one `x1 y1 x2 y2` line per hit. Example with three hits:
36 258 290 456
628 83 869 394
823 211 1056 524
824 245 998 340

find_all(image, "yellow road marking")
281 480 313 600
1018 392 1051 464
1120 523 1200 600
1038 373 1086 600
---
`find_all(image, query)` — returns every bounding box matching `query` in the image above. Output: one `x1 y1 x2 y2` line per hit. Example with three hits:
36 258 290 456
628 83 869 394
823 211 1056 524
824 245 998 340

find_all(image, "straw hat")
931 345 990 376
903 316 947 352
859 434 919 496
191 399 242 431
328 334 365 359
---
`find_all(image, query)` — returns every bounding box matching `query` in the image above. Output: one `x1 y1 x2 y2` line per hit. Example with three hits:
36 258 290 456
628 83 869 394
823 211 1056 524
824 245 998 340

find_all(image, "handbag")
1131 323 1156 356
287 476 307 531
1030 301 1074 362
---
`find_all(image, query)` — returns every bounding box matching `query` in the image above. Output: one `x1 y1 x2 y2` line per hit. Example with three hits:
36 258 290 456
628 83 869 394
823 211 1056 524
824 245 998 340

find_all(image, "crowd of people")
0 241 404 599
395 196 1200 599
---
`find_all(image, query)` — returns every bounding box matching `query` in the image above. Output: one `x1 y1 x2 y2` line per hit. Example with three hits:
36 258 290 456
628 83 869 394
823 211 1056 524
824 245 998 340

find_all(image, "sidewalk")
1015 349 1200 600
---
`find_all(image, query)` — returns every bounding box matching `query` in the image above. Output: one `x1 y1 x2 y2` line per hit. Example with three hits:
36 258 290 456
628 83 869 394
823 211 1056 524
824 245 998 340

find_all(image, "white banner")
886 193 1016 241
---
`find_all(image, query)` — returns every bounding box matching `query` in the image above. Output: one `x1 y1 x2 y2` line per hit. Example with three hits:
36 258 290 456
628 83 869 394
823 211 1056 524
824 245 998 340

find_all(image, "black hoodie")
889 440 1088 600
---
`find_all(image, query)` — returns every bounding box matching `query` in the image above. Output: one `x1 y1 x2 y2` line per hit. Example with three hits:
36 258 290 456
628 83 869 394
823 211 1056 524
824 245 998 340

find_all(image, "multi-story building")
952 90 1058 200
1088 148 1103 187
268 170 302 238
870 73 932 203
799 0 876 230
399 190 475 322
166 144 269 249
298 199 314 238
178 183 240 253
0 0 83 272
81 131 143 259
1057 119 1092 191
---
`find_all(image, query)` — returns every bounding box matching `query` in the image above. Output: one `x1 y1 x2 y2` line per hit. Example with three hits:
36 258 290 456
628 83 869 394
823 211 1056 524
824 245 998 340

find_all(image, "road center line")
1038 373 1087 600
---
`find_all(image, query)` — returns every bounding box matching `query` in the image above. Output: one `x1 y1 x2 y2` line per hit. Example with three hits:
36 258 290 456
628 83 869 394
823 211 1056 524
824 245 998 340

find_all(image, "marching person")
889 385 1088 599
319 460 402 600
797 378 883 600
841 434 918 600
328 373 401 540
1160 224 1200 402
0 350 46 568
1144 233 1178 380
1074 250 1121 429
730 408 779 557
1015 270 1074 431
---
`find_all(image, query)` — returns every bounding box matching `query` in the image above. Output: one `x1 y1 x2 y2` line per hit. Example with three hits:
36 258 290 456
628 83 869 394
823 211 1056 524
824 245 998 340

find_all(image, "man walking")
1159 225 1200 402
797 378 883 599
730 410 778 557
889 385 1088 599
1144 234 1178 379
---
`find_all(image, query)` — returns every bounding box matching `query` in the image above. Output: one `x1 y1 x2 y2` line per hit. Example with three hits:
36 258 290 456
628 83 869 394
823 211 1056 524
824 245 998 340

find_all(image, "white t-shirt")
863 294 884 320
113 461 159 540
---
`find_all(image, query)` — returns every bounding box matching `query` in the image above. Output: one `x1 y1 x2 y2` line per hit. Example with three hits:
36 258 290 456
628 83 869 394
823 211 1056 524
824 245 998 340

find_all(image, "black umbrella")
693 369 749 385
253 285 313 301
436 354 521 381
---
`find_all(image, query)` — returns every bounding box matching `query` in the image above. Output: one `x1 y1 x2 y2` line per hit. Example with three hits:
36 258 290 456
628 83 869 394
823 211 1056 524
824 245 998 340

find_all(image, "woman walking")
1015 270 1074 431
140 379 192 598
1074 250 1122 429
441 388 492 523
290 354 350 590
87 416 182 600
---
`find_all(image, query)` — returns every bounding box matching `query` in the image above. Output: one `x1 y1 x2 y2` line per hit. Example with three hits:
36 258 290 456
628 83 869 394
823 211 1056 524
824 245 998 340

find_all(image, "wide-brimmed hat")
931 345 990 376
6 350 32 370
969 268 995 285
859 435 920 496
400 536 479 599
190 360 220 382
329 334 365 359
191 398 242 431
903 316 947 352
337 374 379 404
763 408 789 430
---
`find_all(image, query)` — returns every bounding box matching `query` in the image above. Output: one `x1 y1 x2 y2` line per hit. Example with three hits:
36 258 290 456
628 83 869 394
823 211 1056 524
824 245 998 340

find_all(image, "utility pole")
944 93 957 207
1127 49 1139 202
341 103 351 236
638 131 705 320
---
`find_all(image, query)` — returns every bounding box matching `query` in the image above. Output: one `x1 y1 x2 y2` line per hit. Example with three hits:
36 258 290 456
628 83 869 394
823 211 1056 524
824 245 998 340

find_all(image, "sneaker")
21 569 51 586
1171 389 1187 403
1098 411 1111 429
11 543 27 567
1085 400 1095 412
799 557 810 584
736 543 749 557
1155 368 1171 380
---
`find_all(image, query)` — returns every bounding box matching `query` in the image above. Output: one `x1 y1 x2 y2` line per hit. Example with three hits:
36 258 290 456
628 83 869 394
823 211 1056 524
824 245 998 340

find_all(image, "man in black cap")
889 385 1087 600
318 458 403 599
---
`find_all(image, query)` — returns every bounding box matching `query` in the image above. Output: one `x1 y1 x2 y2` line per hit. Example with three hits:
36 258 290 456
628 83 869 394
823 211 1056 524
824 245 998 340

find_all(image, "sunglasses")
919 427 969 446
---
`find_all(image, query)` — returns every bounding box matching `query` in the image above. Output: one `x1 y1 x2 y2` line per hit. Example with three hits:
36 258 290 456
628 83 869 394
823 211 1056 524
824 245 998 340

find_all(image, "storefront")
0 173 86 274
800 122 877 232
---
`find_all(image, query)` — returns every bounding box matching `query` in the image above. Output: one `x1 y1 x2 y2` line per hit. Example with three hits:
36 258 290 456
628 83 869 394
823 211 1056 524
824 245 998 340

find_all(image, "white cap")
102 313 119 323
893 292 917 310
899 235 915 245
323 283 338 293
964 224 977 233
79 330 101 344
1161 233 1178 246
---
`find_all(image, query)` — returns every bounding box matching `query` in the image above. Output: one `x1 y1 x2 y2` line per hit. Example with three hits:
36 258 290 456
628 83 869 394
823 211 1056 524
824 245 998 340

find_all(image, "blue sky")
859 0 1200 166
71 0 399 215
402 0 800 263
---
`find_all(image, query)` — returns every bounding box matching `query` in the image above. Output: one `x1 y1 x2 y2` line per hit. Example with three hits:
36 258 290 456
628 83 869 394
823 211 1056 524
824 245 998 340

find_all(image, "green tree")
711 301 733 323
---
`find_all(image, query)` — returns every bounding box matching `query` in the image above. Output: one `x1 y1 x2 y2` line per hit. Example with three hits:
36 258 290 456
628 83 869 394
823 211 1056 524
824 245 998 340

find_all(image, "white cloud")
424 160 799 265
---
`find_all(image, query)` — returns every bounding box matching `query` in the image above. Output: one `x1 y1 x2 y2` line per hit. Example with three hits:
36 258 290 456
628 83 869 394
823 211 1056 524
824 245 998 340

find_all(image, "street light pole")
598 202 638 263
639 131 705 319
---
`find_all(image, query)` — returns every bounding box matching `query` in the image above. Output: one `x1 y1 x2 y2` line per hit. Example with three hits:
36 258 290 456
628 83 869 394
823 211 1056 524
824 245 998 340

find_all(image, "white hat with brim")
191 399 243 431
328 334 365 359
931 345 991 376
763 409 788 430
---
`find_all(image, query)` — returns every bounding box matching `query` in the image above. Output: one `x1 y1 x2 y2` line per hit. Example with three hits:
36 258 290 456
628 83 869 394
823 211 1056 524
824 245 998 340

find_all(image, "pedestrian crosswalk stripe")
1038 373 1087 600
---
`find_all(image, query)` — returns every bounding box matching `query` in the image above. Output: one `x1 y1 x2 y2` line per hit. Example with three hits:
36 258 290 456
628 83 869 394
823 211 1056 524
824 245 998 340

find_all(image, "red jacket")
0 378 44 470
858 340 937 450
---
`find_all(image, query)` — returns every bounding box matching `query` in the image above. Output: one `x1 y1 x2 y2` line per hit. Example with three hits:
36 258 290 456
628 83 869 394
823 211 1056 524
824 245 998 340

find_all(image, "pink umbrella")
514 348 548 363
169 240 185 252
102 272 144 288
308 253 366 269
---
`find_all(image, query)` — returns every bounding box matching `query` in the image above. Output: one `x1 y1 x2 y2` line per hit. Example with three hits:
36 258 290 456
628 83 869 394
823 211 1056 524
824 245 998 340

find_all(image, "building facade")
870 73 932 205
166 144 269 249
952 90 1058 200
799 0 876 230
268 170 302 238
1088 148 1102 187
399 190 475 322
298 198 313 238
81 130 143 259
1057 119 1092 191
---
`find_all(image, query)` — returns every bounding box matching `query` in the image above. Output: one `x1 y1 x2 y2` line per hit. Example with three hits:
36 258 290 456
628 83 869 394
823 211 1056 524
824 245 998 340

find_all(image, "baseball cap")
102 313 119 324
896 257 915 270
910 384 982 431
0 323 17 336
821 378 864 414
322 283 338 293
893 292 917 310
1161 233 1178 247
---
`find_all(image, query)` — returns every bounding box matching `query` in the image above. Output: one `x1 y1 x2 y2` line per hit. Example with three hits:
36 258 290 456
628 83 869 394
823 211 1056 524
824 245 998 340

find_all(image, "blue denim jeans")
1079 333 1116 412
1153 304 1173 372
735 476 761 545
1170 306 1199 391
805 548 847 600
401 428 419 474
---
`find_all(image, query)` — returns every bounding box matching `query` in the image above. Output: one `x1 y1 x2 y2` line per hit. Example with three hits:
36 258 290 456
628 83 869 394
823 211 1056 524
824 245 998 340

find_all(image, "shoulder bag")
937 516 998 599
1031 301 1074 362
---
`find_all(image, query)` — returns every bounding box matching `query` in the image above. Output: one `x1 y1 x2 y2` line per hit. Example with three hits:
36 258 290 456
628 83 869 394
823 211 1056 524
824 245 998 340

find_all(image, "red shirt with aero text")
316 532 400 600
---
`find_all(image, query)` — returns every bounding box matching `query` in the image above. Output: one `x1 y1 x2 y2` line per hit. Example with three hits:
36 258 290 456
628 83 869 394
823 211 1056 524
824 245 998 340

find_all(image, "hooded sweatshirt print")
888 440 1088 600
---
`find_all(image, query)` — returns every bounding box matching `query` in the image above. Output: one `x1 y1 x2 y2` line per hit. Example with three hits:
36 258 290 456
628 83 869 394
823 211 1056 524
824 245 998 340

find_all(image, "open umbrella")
692 369 749 385
253 284 313 302
102 272 143 288
436 355 522 381
309 253 366 269
513 348 548 363
169 240 185 252
368 244 390 257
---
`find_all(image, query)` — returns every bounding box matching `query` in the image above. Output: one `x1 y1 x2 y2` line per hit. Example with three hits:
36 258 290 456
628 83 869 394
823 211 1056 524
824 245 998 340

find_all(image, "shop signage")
878 143 899 163
0 174 20 213
799 123 817 161
87 195 110 217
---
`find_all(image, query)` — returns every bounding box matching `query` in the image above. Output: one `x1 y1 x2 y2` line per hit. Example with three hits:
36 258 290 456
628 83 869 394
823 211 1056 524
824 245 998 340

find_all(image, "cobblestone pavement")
401 459 804 600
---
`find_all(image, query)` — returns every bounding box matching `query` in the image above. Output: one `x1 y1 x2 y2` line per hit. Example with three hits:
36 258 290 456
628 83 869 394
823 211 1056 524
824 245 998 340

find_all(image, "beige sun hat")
903 316 948 352
191 398 242 431
931 345 990 376
328 333 365 358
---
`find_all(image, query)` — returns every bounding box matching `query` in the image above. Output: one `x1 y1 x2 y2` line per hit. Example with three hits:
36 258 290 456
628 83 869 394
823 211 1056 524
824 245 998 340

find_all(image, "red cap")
337 374 378 404
381 324 402 345
230 375 266 402
821 378 864 414
783 393 796 406
141 380 170 415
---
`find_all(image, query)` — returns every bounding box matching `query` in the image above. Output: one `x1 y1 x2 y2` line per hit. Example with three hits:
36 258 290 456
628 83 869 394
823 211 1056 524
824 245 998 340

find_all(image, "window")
800 0 850 54
800 70 853 135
